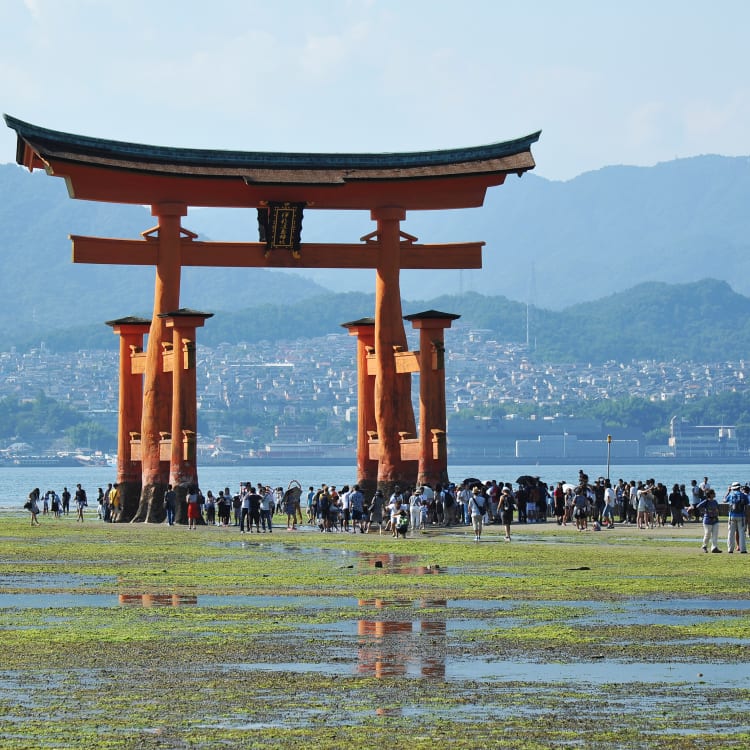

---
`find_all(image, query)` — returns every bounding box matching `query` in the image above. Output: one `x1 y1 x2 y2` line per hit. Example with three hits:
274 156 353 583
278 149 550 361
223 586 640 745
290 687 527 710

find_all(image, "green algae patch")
1 512 748 748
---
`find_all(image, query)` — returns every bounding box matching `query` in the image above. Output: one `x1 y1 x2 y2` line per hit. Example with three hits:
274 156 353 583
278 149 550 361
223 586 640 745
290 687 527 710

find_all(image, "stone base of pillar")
116 481 142 523
132 483 167 524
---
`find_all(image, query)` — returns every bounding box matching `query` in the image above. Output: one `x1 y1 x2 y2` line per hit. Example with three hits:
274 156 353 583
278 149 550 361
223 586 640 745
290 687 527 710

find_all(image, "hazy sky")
1 0 748 181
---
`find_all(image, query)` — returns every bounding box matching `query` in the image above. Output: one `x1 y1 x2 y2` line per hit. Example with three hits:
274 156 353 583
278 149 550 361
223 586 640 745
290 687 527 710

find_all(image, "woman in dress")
204 491 216 526
186 485 201 530
26 489 41 526
370 489 385 535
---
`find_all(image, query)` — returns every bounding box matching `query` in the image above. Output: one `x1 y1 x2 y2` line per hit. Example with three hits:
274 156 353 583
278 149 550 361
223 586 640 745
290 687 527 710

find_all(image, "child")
396 510 409 539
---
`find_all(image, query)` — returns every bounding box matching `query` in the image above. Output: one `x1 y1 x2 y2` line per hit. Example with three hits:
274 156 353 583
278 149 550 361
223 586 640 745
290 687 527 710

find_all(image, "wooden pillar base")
131 483 167 524
173 483 190 526
117 481 142 523
357 478 378 500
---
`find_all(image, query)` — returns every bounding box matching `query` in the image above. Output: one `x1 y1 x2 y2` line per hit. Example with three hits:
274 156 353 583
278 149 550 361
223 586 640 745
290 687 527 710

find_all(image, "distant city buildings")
664 416 739 458
1 326 749 459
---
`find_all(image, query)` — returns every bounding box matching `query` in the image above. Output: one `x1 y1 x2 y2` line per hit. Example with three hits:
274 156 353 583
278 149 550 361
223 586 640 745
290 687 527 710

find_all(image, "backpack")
729 492 746 514
443 490 454 508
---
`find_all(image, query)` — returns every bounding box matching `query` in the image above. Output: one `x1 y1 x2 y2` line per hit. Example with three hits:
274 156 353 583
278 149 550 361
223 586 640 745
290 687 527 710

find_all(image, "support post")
133 202 187 523
161 310 212 509
342 317 378 496
105 317 150 521
371 207 417 494
405 311 460 488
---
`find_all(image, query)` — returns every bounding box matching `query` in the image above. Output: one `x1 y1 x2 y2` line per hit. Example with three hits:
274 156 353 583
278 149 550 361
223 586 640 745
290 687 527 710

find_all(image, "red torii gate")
5 114 539 520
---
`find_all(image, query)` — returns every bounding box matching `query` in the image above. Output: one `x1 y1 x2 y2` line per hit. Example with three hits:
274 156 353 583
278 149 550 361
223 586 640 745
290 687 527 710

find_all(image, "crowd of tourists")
24 483 108 524
22 471 749 553
170 471 750 552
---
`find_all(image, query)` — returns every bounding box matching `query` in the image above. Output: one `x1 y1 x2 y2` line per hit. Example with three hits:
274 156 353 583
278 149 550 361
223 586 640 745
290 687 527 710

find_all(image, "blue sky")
1 0 748 181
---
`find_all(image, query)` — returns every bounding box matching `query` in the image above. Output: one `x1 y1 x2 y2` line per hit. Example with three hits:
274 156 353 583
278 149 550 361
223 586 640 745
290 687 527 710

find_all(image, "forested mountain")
18 279 750 364
184 154 750 309
1 153 749 354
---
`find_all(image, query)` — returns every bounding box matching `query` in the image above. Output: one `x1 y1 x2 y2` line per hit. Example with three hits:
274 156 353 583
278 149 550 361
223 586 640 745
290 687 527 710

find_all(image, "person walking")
261 486 275 532
469 486 488 542
668 483 685 528
25 490 41 526
95 488 105 520
74 484 88 522
205 491 217 526
109 483 121 522
408 488 423 536
370 489 385 535
50 489 61 519
349 484 365 533
602 480 616 528
724 482 748 554
498 486 516 541
164 484 176 526
186 485 201 530
696 488 722 553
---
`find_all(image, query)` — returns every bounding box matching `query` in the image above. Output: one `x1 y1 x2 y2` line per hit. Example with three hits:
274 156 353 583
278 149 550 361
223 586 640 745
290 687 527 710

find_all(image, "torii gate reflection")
5 114 539 520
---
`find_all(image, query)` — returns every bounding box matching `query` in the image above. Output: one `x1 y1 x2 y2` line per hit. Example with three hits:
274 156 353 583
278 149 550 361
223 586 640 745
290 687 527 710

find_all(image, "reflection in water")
357 553 443 576
118 593 198 607
356 598 447 679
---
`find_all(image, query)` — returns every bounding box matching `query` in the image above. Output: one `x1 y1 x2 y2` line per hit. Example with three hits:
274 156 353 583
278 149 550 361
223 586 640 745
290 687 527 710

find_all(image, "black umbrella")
516 475 537 485
462 477 482 488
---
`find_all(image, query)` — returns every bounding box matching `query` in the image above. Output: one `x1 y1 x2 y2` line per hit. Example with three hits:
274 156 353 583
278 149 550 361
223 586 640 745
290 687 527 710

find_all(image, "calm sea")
2 462 749 510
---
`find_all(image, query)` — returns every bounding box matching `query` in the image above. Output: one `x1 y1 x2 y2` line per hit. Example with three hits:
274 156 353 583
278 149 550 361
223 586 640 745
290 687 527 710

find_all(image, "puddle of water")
228 658 750 685
0 593 119 608
0 573 115 590
0 593 363 609
1 590 747 638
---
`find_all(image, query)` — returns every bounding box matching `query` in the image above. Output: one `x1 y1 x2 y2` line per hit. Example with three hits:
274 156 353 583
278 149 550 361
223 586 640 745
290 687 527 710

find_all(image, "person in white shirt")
602 479 616 528
469 486 488 542
408 488 423 535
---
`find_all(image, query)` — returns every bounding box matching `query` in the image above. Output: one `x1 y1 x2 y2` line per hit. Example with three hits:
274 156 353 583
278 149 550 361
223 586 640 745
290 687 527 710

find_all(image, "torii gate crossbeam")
70 236 485 269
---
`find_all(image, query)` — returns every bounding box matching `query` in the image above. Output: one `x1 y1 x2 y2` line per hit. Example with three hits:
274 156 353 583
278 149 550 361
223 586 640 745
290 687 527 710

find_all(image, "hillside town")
1 324 748 463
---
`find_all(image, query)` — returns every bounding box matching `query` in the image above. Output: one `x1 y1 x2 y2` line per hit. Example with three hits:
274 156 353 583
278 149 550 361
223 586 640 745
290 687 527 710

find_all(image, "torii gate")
5 114 539 521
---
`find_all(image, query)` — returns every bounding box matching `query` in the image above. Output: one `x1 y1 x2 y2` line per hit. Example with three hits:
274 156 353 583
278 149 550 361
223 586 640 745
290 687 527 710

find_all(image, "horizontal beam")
70 236 484 270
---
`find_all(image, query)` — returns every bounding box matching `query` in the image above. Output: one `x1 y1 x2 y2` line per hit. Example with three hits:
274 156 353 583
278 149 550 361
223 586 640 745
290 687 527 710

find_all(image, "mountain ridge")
1 153 748 342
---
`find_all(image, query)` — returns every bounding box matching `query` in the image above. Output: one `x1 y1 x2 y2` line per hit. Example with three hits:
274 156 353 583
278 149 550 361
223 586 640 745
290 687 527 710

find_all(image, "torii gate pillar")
372 207 417 493
105 317 150 521
132 202 187 523
342 318 378 496
405 311 461 488
161 309 212 524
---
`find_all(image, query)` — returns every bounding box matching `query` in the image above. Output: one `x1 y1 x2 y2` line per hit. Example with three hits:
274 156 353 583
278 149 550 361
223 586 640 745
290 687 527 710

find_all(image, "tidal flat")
1 515 748 749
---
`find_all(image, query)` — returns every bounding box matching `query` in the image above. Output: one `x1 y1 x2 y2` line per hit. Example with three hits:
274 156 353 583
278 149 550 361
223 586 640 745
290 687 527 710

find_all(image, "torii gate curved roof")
4 114 540 210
